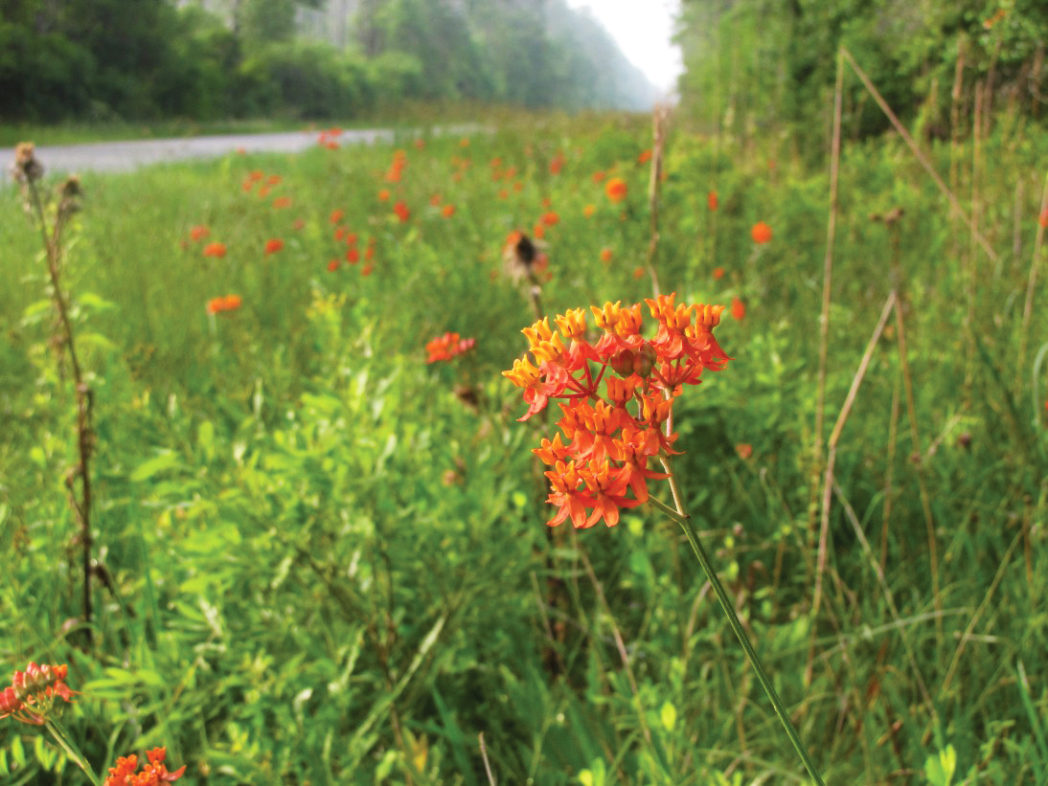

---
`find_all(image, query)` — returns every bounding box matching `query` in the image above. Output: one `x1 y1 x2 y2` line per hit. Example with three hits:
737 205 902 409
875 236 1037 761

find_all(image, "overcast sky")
564 0 684 96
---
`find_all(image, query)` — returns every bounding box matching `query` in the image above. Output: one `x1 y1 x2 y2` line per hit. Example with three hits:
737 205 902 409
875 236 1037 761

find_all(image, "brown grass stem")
478 733 497 786
645 104 668 297
840 47 999 265
1018 169 1048 382
939 530 1022 697
808 291 897 683
24 170 95 645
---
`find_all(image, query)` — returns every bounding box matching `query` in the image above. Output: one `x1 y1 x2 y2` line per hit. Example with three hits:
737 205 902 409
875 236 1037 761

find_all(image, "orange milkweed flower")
713 267 725 280
264 238 284 255
498 189 509 199
708 191 718 211
393 201 410 222
327 259 339 272
731 296 746 321
292 218 305 230
751 221 772 244
584 204 596 218
513 181 523 192
541 211 559 227
426 332 477 363
206 294 242 315
266 174 282 186
592 171 606 183
378 189 391 202
248 170 265 182
104 747 185 786
202 242 227 258
533 223 546 240
430 193 443 206
605 177 627 203
637 149 652 164
550 153 565 175
633 266 645 279
346 248 360 263
257 185 271 198
459 137 470 147
442 204 456 218
345 232 358 246
189 225 210 242
361 263 374 276
503 294 731 528
735 443 753 460
1 662 75 725
330 209 344 224
272 196 292 209
600 248 613 263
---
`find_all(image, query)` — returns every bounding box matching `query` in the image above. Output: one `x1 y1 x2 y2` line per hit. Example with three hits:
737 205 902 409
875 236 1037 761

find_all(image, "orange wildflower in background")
202 242 227 258
330 209 344 224
206 294 242 315
327 259 339 272
347 248 360 263
600 248 613 263
104 747 185 786
504 294 731 528
442 204 456 218
708 191 718 211
584 204 596 218
550 153 565 175
393 201 411 222
264 238 284 255
541 211 560 227
426 332 477 363
731 296 746 321
498 189 509 200
272 196 292 209
605 177 627 203
292 218 305 230
637 149 653 164
751 221 773 244
378 189 391 201
0 662 75 725
592 171 606 183
1040 208 1048 228
735 443 753 460
713 266 725 280
266 174 282 186
189 225 210 242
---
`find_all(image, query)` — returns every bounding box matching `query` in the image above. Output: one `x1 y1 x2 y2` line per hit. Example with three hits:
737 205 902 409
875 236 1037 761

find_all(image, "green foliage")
0 0 654 124
1 110 1047 783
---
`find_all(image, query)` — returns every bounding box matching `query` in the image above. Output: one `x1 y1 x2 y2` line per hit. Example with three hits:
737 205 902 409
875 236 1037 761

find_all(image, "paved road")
3 127 399 183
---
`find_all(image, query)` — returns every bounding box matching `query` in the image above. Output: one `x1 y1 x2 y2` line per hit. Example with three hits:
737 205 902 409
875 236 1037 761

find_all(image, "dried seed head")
12 142 44 184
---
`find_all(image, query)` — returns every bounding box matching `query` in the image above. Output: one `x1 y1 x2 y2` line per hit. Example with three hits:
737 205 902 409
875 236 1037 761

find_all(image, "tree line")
675 0 1048 145
0 0 655 123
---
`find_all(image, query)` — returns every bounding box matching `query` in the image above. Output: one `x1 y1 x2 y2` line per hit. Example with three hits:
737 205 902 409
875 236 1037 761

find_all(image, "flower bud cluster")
105 746 186 786
0 662 74 725
504 293 730 528
426 332 476 364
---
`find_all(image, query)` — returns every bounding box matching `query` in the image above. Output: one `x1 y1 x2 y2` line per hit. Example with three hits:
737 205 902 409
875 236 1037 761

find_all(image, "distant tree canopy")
675 0 1048 145
0 0 655 122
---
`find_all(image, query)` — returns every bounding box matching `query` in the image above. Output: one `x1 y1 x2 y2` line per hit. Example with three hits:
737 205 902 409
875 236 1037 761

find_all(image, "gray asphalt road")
3 127 398 183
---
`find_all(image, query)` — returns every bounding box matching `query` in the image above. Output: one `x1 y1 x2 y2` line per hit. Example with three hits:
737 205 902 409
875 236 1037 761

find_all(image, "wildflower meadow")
2 102 1047 784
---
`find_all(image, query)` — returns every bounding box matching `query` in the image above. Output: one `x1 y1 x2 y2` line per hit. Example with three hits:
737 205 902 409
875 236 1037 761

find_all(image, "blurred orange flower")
605 177 627 203
327 259 339 272
708 191 718 211
330 209 344 224
637 149 652 164
272 196 292 209
584 204 596 218
189 225 210 242
393 201 410 222
206 294 242 314
1040 208 1048 228
442 204 456 218
541 211 560 227
751 221 773 244
735 443 753 460
713 266 725 280
347 248 360 263
264 238 284 255
731 296 746 321
600 248 613 263
202 242 227 258
378 189 390 201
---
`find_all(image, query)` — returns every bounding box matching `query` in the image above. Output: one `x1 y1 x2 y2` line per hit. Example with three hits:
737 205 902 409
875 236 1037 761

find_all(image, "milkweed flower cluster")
504 294 731 528
0 662 74 725
206 294 242 315
426 332 476 364
104 747 185 786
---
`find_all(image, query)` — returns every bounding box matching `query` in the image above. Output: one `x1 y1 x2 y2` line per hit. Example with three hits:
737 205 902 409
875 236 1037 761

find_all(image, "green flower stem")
657 459 826 786
45 719 101 786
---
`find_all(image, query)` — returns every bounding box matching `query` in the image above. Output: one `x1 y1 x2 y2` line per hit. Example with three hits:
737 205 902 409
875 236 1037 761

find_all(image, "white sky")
564 0 684 96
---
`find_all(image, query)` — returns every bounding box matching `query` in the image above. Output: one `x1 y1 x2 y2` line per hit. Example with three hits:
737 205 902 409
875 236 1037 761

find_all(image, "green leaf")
131 451 181 482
